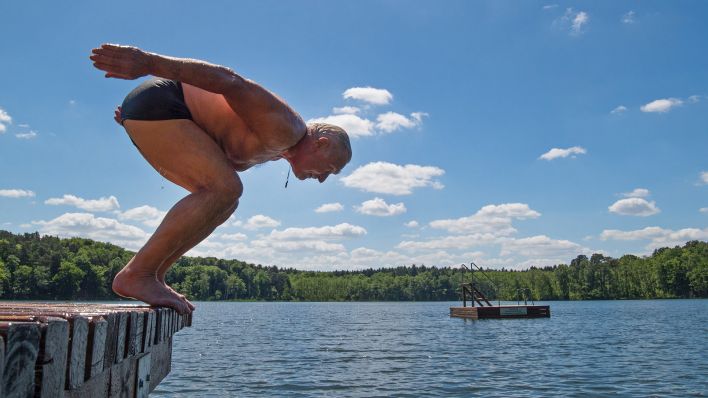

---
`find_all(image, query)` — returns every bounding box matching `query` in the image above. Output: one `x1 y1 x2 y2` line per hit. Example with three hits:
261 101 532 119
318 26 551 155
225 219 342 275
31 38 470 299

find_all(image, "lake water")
153 300 707 397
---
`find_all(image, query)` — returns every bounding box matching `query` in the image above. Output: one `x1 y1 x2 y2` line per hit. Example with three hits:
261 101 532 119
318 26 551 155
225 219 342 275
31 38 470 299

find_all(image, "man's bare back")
182 84 301 171
90 44 352 313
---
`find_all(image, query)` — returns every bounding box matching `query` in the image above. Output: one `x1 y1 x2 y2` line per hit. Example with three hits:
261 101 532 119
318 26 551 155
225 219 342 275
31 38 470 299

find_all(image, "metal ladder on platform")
459 262 499 307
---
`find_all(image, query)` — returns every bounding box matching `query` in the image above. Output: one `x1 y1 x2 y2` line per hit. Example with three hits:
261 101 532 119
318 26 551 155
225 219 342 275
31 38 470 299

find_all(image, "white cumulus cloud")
600 226 708 250
621 188 650 198
34 212 149 250
539 146 586 160
611 105 627 114
235 223 367 258
398 233 503 252
0 189 35 198
430 203 541 235
0 107 11 133
622 11 636 24
16 131 37 140
117 205 166 228
267 223 366 241
640 98 683 113
45 194 120 212
608 198 660 216
355 197 406 217
572 11 589 34
341 161 445 195
500 235 587 258
220 232 248 241
343 87 393 105
375 111 426 133
306 114 374 138
699 207 708 214
243 215 281 230
405 221 419 228
557 9 589 35
700 171 708 185
315 202 344 213
332 106 360 115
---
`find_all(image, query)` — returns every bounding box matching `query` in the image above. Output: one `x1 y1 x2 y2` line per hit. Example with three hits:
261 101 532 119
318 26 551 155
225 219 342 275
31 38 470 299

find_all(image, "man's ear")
315 136 330 149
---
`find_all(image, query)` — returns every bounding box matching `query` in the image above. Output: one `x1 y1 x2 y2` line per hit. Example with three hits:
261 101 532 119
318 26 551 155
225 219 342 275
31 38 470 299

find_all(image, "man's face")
294 149 344 183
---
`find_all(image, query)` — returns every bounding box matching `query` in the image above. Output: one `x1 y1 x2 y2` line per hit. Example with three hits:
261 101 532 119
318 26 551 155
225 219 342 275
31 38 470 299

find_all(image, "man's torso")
182 84 301 171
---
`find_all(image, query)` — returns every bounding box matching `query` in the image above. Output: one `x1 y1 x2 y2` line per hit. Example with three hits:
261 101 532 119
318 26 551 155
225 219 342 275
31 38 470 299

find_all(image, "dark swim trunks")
120 78 192 124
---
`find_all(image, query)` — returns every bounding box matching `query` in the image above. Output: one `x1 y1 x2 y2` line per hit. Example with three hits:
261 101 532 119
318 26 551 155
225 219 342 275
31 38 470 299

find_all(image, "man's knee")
211 175 242 214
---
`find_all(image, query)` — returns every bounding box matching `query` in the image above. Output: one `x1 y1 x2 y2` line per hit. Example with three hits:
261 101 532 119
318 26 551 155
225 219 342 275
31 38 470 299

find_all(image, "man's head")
288 123 351 183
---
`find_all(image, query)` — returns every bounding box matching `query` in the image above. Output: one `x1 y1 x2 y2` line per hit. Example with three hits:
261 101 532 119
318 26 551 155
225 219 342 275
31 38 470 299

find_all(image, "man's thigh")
122 119 237 193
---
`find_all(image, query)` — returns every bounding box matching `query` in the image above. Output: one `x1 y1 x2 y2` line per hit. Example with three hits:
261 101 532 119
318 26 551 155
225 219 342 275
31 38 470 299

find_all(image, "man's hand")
90 43 152 80
114 106 122 125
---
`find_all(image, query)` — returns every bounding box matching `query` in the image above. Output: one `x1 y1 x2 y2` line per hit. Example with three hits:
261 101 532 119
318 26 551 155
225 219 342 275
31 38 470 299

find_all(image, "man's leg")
113 119 241 314
155 199 238 310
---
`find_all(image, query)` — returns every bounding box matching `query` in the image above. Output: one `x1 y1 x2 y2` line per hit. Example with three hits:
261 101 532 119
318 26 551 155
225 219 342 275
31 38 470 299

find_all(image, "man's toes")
174 301 189 315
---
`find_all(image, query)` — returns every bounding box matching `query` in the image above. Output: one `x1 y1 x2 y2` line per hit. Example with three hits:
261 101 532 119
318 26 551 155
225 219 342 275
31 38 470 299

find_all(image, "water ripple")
153 300 708 397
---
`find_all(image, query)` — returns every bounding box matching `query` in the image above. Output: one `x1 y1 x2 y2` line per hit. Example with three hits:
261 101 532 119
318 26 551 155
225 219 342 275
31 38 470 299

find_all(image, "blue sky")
1 1 706 270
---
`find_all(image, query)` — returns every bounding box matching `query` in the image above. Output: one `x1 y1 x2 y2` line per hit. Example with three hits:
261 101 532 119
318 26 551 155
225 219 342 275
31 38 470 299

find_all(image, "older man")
90 44 351 314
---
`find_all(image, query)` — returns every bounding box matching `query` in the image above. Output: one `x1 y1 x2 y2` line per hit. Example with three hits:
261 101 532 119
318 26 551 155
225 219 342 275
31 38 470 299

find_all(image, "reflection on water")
154 300 707 397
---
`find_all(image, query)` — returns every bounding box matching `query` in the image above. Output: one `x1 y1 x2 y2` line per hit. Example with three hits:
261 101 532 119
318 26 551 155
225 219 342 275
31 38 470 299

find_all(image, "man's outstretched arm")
90 43 305 137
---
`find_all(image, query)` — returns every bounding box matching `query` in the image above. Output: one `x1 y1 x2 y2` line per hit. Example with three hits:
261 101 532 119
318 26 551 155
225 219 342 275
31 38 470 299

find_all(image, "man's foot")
156 275 196 311
161 281 196 311
113 268 192 314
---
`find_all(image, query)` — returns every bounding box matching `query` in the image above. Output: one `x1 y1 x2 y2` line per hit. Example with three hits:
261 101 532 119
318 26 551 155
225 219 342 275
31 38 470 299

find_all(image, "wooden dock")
0 303 190 398
450 305 550 319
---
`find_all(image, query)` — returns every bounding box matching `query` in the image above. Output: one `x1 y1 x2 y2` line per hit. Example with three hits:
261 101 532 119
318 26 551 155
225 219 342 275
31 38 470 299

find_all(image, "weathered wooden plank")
141 312 152 354
168 310 174 338
64 365 110 398
135 353 151 398
0 335 5 398
127 312 138 358
115 312 128 363
164 309 170 341
148 341 172 393
102 313 118 370
133 311 143 357
136 311 144 351
109 354 136 398
147 310 156 349
66 315 88 390
1 322 40 398
153 309 163 345
36 316 69 398
159 309 167 343
86 317 107 380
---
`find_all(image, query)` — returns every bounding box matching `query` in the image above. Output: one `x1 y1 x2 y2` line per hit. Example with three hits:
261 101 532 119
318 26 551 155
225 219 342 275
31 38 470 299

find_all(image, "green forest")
0 230 706 302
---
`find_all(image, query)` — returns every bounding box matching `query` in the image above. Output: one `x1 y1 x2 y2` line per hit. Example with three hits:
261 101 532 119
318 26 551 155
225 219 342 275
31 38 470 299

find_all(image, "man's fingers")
105 72 135 80
92 62 121 73
91 57 120 67
91 47 116 57
91 45 127 59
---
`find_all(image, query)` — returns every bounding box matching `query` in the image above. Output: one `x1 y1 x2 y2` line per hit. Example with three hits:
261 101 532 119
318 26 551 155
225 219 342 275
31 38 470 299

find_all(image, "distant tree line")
0 230 705 301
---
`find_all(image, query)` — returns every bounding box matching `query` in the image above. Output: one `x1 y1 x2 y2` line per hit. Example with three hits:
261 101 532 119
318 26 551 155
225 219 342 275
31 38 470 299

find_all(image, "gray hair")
308 122 352 164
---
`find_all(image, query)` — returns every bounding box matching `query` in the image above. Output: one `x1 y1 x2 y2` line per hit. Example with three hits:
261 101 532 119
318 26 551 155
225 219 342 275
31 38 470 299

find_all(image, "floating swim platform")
0 302 190 397
450 305 550 319
451 262 551 320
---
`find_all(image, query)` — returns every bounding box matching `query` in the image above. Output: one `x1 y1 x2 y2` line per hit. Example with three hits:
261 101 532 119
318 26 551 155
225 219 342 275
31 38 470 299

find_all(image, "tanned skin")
90 44 350 314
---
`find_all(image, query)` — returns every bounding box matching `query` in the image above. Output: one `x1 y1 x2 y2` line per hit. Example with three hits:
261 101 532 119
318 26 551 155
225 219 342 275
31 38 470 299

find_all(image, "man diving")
90 44 352 314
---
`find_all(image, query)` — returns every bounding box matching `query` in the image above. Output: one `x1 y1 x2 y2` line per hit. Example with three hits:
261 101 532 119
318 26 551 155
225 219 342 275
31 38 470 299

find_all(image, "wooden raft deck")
450 305 551 319
0 303 191 398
